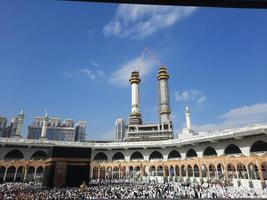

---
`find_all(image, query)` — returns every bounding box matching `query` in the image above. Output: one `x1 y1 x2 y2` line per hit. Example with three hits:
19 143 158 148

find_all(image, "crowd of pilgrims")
0 179 267 199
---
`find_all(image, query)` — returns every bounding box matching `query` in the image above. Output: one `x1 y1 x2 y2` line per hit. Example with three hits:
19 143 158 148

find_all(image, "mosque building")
0 67 266 189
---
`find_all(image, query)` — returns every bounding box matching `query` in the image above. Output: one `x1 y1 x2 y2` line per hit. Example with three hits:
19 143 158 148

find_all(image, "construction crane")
138 47 163 73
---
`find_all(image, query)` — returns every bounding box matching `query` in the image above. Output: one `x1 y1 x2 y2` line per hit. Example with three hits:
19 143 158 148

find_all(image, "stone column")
13 168 18 182
3 168 7 182
33 167 37 180
199 166 203 184
23 168 28 182
98 167 100 179
258 165 266 189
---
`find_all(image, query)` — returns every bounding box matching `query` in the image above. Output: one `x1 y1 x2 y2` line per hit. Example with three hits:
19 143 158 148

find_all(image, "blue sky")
0 1 267 140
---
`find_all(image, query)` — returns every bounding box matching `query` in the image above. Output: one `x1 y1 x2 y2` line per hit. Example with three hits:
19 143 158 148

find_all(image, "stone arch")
120 166 126 178
15 166 24 182
30 151 47 160
93 167 98 179
149 151 163 160
175 165 180 176
164 166 169 176
186 148 197 158
113 166 119 179
201 164 208 177
36 166 44 180
26 166 35 181
168 150 181 160
209 164 216 179
203 146 217 157
94 152 108 161
157 165 163 176
181 165 186 177
169 165 175 177
248 162 260 180
227 163 236 179
5 149 24 160
237 163 248 179
149 165 156 176
187 165 193 177
217 163 224 179
250 140 267 153
0 166 6 181
112 152 125 161
262 162 267 180
6 166 16 182
106 166 112 179
225 144 241 155
130 151 144 160
193 164 199 177
100 167 105 179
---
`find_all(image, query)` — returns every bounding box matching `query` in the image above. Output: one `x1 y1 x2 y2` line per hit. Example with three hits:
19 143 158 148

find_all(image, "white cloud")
110 56 155 87
79 68 105 81
103 4 197 39
193 103 267 131
89 61 100 67
80 68 96 80
63 71 72 79
175 90 206 105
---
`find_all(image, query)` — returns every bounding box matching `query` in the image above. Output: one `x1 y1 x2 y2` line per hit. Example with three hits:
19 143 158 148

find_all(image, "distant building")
0 111 24 138
0 117 7 137
27 114 86 142
115 118 126 141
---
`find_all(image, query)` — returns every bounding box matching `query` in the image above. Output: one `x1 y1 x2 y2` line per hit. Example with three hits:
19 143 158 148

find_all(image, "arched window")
203 146 217 156
149 151 163 160
112 152 125 161
168 150 181 160
94 152 108 161
225 144 242 155
250 140 267 153
5 149 24 160
31 151 47 160
186 148 197 158
130 151 144 160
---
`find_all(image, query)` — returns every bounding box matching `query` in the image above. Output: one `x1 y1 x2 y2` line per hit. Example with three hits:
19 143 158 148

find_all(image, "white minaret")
185 106 191 130
157 67 171 123
129 71 142 125
13 110 24 137
41 112 49 139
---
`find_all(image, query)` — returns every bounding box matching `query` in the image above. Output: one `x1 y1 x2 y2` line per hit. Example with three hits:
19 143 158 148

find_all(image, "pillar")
98 167 100 179
23 168 28 182
41 112 49 138
33 167 37 180
185 106 191 130
157 67 171 124
129 71 142 125
13 168 18 182
3 168 7 182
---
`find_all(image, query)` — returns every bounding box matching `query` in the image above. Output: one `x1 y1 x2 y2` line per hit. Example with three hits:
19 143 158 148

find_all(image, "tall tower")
115 118 126 141
129 71 142 125
41 112 49 139
157 67 171 123
13 110 24 138
185 106 191 130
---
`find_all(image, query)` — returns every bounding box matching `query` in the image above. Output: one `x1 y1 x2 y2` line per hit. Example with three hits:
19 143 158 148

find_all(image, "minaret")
13 110 24 138
157 67 171 123
41 112 49 139
185 106 191 130
129 71 142 125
